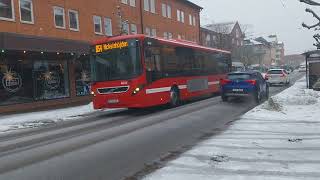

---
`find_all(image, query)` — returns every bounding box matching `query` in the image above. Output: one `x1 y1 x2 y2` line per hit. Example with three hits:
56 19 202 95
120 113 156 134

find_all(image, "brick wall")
0 0 201 43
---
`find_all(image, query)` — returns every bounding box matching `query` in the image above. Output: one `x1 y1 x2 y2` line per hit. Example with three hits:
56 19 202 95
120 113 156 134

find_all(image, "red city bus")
90 34 231 109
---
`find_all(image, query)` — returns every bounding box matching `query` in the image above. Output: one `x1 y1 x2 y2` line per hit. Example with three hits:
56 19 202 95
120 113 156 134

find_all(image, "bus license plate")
108 99 119 104
232 89 243 92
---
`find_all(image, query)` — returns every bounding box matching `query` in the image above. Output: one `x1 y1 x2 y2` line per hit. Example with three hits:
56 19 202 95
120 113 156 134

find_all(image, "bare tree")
300 0 320 48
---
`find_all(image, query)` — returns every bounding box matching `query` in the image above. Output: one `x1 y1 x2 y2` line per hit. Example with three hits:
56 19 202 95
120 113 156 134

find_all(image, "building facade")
200 22 244 51
0 0 202 114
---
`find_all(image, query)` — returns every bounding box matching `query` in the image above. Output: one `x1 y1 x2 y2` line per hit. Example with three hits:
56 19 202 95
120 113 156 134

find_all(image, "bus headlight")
91 91 96 96
132 85 144 95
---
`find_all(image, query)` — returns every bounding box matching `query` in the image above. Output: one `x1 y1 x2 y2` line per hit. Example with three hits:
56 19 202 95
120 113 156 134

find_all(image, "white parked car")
266 69 290 86
298 64 306 72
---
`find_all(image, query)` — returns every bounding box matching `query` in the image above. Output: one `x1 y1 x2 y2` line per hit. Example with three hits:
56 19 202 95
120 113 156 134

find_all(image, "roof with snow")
180 0 203 9
244 39 263 46
203 22 237 34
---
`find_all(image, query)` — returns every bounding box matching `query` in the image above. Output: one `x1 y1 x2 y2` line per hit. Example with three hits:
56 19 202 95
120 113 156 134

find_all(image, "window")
144 0 155 13
19 0 33 23
104 17 112 36
145 27 151 36
92 39 142 82
162 3 171 18
181 11 184 23
162 4 166 17
164 32 168 39
177 10 184 23
193 16 196 26
0 56 33 105
68 10 79 31
121 0 128 4
75 56 91 96
168 32 173 39
167 5 171 18
0 0 14 21
151 28 156 37
53 6 65 28
131 23 137 34
93 15 102 34
33 61 70 100
164 32 172 39
129 0 136 7
144 0 149 11
189 14 192 25
121 21 129 35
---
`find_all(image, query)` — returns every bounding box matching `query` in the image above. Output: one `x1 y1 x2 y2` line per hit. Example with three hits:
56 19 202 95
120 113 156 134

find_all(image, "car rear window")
268 70 283 74
228 74 252 80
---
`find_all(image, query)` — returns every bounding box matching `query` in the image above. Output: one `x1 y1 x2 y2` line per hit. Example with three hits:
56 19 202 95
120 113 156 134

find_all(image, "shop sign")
1 71 22 93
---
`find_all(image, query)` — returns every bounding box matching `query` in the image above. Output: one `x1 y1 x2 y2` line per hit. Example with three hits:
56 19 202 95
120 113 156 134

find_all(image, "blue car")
220 71 269 103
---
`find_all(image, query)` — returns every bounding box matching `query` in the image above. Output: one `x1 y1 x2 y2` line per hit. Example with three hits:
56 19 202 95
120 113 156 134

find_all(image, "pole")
140 0 144 34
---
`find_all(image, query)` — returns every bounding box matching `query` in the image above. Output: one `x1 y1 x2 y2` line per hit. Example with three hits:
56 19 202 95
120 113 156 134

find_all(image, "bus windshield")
92 39 142 82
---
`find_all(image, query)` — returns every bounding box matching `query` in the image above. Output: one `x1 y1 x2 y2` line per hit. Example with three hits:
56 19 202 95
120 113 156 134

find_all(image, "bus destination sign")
95 41 129 53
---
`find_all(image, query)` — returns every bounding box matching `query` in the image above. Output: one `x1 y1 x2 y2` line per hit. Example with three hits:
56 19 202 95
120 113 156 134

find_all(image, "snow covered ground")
143 78 320 180
0 103 100 132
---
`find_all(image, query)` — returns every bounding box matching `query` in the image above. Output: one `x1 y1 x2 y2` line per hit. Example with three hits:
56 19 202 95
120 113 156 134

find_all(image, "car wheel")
221 94 228 102
170 87 180 107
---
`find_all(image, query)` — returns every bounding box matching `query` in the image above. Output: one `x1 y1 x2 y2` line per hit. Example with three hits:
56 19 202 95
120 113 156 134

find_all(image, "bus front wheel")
170 87 180 107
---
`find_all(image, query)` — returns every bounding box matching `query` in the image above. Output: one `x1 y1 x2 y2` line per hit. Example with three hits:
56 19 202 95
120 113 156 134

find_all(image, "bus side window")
145 46 162 81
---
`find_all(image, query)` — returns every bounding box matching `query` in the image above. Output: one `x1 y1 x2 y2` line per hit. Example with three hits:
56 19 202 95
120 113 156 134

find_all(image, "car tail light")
280 73 285 77
220 79 231 86
245 80 257 85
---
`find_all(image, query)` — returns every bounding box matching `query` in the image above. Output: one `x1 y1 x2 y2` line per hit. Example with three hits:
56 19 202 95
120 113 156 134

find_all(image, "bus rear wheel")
170 87 180 107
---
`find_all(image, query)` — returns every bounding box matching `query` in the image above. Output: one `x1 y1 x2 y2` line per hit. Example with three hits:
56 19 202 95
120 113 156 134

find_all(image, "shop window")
19 0 34 23
68 9 79 31
33 61 70 100
0 0 14 21
53 6 65 29
0 55 33 105
75 56 91 96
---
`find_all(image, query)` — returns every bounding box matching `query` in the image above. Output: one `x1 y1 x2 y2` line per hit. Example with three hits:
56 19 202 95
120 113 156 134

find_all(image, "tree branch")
300 0 320 6
302 8 320 29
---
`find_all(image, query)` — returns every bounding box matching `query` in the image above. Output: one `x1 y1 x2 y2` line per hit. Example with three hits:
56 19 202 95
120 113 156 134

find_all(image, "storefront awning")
0 32 90 54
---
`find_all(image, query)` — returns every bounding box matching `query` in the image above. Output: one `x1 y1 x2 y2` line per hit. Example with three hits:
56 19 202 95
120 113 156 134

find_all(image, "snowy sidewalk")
143 78 320 180
0 103 98 132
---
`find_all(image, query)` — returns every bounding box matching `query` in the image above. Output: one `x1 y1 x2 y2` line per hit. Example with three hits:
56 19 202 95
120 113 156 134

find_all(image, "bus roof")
92 34 231 54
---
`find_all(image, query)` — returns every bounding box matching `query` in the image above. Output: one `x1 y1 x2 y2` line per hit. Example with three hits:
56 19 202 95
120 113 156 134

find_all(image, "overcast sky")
189 0 319 55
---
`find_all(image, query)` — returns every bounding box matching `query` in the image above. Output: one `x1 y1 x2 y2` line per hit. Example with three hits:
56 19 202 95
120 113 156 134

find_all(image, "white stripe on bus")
178 85 187 89
146 87 171 94
208 81 220 85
